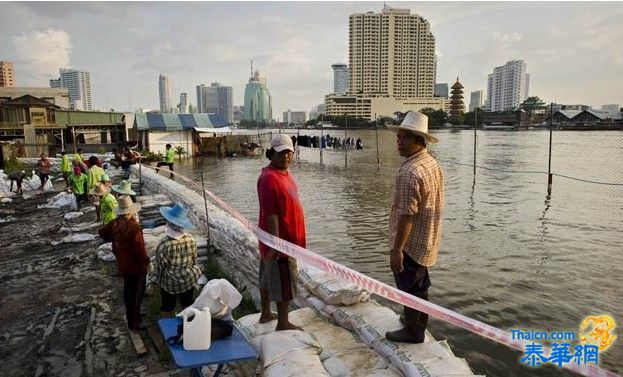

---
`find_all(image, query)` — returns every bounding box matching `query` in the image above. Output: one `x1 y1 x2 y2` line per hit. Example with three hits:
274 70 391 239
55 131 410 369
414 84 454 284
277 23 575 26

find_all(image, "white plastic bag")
43 179 54 192
177 278 242 320
64 211 84 220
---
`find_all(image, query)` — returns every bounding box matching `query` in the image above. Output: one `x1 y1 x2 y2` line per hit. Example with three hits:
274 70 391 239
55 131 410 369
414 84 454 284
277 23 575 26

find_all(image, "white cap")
271 134 294 152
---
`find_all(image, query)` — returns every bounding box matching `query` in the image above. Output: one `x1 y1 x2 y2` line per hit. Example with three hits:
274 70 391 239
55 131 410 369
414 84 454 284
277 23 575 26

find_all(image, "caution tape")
138 163 619 377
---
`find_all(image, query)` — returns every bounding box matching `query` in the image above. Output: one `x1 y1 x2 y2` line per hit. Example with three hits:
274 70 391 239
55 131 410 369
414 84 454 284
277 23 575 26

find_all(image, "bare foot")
258 312 278 323
275 322 303 331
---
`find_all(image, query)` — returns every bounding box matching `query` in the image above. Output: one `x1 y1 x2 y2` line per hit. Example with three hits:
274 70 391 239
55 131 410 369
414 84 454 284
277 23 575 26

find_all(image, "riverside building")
325 5 445 120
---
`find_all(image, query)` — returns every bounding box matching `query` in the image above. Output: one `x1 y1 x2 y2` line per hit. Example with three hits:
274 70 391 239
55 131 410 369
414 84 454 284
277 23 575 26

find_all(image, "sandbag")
259 330 322 368
37 191 77 210
61 233 96 243
97 243 116 262
299 266 369 306
64 211 84 220
322 347 396 377
43 179 54 192
263 348 329 377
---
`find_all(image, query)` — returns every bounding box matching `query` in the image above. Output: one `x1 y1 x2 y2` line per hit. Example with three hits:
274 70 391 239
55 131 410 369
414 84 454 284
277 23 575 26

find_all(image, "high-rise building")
49 68 92 111
158 74 171 113
486 60 530 112
309 103 326 120
601 104 620 113
243 70 272 122
0 61 16 87
349 5 435 98
179 92 189 114
196 84 205 113
469 91 483 111
434 83 448 98
196 82 233 123
331 64 349 94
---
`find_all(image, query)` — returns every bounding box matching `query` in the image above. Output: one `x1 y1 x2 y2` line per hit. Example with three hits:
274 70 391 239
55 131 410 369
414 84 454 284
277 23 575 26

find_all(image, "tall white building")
469 91 483 111
331 64 349 94
158 74 171 113
50 68 92 111
349 5 436 98
196 82 233 123
486 60 530 112
283 110 307 125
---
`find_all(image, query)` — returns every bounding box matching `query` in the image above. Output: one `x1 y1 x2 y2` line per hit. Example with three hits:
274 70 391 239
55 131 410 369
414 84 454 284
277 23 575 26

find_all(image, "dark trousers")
124 274 146 329
155 162 174 172
393 253 430 342
159 287 194 312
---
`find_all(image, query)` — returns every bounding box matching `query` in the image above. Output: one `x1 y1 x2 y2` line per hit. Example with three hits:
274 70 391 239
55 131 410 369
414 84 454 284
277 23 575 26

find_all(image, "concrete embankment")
132 163 481 377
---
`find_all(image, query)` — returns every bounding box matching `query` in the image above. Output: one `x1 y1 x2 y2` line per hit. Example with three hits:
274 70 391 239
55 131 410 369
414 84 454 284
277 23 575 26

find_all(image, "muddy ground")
0 182 171 377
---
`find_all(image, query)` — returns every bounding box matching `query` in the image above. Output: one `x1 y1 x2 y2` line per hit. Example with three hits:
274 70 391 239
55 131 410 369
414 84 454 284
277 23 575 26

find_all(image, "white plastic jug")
182 307 211 350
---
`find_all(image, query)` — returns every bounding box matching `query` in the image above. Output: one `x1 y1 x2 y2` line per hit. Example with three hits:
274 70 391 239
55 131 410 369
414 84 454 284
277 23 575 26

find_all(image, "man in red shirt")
257 134 306 331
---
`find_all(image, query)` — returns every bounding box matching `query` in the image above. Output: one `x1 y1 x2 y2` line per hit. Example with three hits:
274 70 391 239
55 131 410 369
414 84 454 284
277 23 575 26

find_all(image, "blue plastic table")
158 317 257 377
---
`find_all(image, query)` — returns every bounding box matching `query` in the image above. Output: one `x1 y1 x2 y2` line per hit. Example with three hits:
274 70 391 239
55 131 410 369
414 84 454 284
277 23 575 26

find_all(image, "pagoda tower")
449 77 465 122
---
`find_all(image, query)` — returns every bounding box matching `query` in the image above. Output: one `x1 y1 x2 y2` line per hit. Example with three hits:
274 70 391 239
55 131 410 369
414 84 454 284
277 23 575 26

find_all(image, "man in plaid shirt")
386 111 445 343
152 203 202 317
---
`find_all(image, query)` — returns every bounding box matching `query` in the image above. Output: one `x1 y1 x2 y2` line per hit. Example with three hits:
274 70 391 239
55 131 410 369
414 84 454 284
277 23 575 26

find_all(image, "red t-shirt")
257 166 306 258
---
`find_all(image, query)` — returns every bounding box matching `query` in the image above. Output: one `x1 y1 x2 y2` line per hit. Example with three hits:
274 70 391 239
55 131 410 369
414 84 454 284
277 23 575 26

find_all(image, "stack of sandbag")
136 194 172 209
299 265 369 306
259 330 328 377
238 307 402 377
331 300 475 376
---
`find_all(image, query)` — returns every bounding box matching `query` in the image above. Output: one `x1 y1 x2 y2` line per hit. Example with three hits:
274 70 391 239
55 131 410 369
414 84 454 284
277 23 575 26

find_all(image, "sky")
1 1 622 118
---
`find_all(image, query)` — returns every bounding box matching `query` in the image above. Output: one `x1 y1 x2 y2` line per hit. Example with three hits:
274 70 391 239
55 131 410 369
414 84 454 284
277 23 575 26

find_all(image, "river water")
172 129 622 376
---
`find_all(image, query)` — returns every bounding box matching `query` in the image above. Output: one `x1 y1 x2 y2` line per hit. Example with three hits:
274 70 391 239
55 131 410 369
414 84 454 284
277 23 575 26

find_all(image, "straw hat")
159 203 193 229
116 195 140 215
112 180 136 196
387 111 438 144
89 183 109 196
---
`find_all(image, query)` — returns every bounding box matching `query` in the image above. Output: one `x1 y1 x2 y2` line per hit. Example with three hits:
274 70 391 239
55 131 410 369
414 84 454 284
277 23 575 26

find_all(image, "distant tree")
520 96 547 114
174 146 186 161
420 108 448 128
463 108 485 126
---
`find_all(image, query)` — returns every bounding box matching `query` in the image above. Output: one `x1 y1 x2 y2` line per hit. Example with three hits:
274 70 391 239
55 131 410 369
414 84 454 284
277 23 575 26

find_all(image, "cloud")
11 29 72 84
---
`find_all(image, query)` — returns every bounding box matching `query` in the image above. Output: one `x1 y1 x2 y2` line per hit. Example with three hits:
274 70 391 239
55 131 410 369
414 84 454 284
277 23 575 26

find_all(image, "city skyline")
1 2 622 117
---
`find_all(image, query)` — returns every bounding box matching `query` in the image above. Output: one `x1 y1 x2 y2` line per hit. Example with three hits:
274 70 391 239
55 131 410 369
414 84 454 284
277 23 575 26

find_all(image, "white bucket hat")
387 111 438 144
271 134 294 152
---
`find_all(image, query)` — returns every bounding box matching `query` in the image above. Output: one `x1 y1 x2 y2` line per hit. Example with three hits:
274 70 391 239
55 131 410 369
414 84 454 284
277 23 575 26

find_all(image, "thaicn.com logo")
512 315 617 368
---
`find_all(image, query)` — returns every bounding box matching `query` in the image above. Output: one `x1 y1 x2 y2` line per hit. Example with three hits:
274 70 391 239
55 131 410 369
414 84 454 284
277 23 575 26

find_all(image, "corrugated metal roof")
134 113 228 131
584 109 622 120
557 110 581 119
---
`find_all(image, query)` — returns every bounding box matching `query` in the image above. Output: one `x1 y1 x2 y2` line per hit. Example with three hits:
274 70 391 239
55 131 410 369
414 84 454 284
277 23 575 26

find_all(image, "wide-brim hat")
159 203 193 229
100 173 111 183
116 195 140 215
112 180 136 196
387 111 438 144
89 183 109 196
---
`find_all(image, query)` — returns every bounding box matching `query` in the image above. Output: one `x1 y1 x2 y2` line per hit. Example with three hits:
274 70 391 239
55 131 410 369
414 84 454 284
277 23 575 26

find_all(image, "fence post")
473 109 477 178
320 128 324 165
344 115 348 168
547 102 554 196
375 114 380 171
200 171 212 247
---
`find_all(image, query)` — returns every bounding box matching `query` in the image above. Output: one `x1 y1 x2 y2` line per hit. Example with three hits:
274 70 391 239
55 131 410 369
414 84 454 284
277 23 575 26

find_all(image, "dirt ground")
0 182 171 377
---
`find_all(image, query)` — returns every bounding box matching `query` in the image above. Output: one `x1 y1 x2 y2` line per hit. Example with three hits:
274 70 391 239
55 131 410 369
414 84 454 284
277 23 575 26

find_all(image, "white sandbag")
300 266 368 306
97 244 116 262
237 313 279 349
38 191 77 210
302 320 364 361
143 225 167 236
322 347 393 377
43 179 54 192
177 279 242 320
1 198 13 203
260 330 322 368
61 233 96 243
142 233 162 255
64 211 84 220
392 355 473 377
263 348 329 377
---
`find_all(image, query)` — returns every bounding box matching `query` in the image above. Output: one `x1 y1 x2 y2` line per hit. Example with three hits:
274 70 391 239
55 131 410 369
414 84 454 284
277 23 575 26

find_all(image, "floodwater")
174 129 622 376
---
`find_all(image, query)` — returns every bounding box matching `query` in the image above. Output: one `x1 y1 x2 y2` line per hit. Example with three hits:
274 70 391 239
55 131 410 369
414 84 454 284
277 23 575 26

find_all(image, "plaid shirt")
389 148 444 267
151 234 202 294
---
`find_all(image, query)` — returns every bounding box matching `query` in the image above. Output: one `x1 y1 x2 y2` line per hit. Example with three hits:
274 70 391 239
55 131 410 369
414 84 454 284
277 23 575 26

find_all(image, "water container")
182 307 211 350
